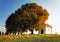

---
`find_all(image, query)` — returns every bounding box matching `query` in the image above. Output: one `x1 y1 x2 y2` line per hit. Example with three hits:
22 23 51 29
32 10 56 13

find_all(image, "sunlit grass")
0 34 60 42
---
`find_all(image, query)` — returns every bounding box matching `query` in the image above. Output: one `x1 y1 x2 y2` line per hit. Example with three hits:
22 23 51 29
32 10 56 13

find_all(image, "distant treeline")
0 31 5 35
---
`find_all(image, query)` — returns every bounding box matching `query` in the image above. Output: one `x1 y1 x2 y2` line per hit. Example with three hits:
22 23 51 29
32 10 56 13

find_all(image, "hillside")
0 34 60 42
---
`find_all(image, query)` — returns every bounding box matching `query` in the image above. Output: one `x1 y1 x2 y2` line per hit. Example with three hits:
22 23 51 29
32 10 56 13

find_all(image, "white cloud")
0 26 6 33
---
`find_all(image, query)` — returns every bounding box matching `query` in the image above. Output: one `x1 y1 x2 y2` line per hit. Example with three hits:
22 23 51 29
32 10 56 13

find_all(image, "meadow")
0 34 60 42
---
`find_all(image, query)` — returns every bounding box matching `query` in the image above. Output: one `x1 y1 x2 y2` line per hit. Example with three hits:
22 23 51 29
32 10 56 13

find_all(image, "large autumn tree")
5 3 49 34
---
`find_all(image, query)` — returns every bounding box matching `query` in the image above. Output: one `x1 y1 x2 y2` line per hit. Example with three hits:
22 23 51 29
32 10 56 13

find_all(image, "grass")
0 34 60 42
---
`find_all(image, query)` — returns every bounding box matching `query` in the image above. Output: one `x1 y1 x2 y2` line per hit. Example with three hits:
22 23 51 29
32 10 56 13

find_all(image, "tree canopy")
5 3 49 34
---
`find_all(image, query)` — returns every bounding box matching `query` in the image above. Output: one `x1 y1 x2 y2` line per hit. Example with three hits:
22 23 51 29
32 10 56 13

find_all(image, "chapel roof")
45 24 52 28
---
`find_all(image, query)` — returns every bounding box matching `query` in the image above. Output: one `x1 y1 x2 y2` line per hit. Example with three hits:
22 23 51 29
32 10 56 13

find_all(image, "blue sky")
0 0 60 34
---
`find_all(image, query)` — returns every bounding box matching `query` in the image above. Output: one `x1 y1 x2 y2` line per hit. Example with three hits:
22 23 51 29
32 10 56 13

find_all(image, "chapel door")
41 29 44 34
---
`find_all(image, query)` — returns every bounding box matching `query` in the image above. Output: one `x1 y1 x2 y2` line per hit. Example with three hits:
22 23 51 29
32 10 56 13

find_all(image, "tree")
5 3 49 34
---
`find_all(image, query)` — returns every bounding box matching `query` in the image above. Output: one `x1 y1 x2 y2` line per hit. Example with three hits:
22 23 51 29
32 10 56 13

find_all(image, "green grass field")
0 34 60 42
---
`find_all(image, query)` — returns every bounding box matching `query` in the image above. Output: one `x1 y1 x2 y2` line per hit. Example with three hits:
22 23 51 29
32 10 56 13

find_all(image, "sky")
0 0 60 34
